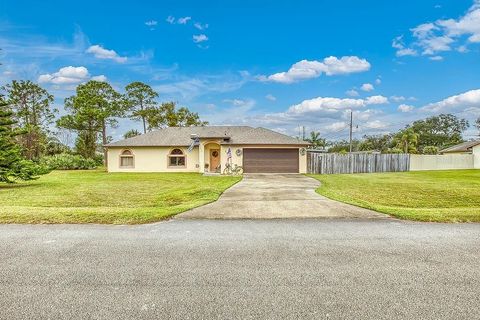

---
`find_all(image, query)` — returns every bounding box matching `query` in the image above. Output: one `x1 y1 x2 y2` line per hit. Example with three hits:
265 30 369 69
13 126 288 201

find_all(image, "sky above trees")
0 0 479 140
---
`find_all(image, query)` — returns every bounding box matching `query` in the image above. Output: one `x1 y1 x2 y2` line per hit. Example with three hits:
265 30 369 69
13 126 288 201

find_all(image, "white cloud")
194 22 208 30
346 89 359 97
429 55 444 61
361 83 374 92
193 34 208 43
375 78 381 85
288 95 389 115
178 17 192 24
365 95 389 104
395 1 480 58
392 36 419 56
223 98 256 109
364 120 388 129
91 75 107 82
86 45 127 63
145 20 158 27
398 104 415 112
38 66 89 84
265 94 276 101
325 122 347 131
166 16 175 24
390 95 406 102
259 56 371 84
396 48 418 57
422 88 480 113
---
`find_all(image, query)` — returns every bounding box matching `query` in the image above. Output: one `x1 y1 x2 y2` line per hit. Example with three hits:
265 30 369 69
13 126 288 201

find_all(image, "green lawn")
309 170 480 223
0 170 240 224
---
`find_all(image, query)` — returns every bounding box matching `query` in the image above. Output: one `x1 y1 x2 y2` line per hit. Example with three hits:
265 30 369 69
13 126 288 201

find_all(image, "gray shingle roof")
440 140 480 153
105 126 309 147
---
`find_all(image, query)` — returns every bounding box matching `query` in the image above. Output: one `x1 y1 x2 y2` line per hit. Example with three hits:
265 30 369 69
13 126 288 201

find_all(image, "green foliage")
145 101 208 129
44 136 71 155
1 80 56 160
0 99 49 183
476 117 480 137
394 128 419 153
124 129 141 139
40 153 99 170
409 114 469 150
327 139 360 153
422 145 439 155
125 82 158 133
387 147 404 154
359 134 394 152
306 131 326 148
58 81 125 162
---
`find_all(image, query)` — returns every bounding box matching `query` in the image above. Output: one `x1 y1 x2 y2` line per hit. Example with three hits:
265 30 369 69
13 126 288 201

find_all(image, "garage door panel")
243 148 299 173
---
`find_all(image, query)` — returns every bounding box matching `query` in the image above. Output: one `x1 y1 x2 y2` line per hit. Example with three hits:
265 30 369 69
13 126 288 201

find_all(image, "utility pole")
302 126 305 141
349 110 353 153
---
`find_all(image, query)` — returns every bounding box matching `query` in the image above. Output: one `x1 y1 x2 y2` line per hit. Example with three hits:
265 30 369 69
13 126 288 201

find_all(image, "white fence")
410 154 475 171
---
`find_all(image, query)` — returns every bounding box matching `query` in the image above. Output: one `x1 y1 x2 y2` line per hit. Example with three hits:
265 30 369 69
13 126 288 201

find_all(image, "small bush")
40 153 98 170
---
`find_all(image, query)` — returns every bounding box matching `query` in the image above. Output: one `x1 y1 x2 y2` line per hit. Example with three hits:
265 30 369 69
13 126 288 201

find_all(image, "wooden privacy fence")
307 153 410 174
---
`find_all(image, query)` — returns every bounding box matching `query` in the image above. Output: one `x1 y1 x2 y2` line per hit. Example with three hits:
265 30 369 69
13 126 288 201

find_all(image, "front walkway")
176 174 388 219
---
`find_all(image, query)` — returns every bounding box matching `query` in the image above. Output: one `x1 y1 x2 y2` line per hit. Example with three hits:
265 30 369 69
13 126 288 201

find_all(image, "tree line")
0 80 208 166
0 78 208 182
306 113 480 154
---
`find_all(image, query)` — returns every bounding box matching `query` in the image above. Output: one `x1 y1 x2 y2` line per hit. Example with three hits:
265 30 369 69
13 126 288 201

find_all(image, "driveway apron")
176 174 387 219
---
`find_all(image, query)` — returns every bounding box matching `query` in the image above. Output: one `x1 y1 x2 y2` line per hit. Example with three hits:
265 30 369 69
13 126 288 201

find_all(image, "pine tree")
0 99 46 183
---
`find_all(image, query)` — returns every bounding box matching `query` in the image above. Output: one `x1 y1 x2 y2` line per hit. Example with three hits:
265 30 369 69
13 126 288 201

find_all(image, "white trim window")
119 149 134 168
168 148 186 167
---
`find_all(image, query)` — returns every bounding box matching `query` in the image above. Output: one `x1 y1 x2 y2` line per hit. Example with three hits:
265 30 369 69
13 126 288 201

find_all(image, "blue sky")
1 0 479 140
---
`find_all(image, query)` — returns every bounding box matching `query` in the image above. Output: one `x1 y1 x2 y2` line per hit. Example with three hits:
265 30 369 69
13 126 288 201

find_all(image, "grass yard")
309 170 480 223
0 170 240 224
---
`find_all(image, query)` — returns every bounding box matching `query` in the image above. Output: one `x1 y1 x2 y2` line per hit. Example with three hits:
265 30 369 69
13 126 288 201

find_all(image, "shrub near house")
40 153 100 170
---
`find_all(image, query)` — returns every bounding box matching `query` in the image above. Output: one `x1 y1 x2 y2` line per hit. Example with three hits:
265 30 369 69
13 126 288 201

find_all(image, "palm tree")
396 128 419 153
306 131 326 149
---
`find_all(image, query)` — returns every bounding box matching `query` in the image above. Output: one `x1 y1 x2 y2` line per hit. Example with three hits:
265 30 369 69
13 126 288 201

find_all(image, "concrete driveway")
177 174 386 219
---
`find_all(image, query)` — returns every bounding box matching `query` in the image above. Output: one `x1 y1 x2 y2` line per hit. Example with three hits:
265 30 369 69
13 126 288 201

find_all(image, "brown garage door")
243 148 299 173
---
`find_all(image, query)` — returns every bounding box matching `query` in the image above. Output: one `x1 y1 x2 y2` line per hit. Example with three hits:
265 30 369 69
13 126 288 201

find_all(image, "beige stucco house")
105 126 310 174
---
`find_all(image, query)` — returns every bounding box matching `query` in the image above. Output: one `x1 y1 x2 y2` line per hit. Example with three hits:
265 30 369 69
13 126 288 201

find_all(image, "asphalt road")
1 219 479 320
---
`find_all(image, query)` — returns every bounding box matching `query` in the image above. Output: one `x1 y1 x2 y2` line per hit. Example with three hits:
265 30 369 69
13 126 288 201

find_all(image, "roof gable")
440 140 480 153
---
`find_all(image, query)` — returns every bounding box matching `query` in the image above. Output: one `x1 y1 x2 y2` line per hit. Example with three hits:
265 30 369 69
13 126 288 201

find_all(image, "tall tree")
145 101 208 129
57 81 125 163
395 128 419 153
409 114 469 149
1 80 55 160
125 82 158 134
0 98 47 183
306 131 326 148
358 134 394 152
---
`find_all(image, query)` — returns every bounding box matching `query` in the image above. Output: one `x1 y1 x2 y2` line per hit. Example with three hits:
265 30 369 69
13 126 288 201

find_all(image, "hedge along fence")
307 153 410 174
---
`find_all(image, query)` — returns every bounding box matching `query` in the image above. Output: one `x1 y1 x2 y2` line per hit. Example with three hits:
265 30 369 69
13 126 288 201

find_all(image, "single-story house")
439 140 480 155
105 126 310 174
